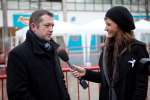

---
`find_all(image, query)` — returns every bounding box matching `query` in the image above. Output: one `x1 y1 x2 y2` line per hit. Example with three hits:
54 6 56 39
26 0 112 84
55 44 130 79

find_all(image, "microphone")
57 47 89 89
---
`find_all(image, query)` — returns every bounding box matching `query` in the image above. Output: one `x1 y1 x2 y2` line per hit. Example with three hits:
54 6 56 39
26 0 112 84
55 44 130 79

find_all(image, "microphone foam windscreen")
57 47 69 62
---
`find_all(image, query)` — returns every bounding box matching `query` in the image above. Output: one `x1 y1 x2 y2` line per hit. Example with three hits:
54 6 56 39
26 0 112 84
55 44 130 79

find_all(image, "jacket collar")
26 30 59 55
26 30 45 55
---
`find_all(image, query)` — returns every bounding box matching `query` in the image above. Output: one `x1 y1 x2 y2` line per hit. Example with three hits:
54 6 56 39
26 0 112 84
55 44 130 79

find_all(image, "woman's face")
104 18 120 38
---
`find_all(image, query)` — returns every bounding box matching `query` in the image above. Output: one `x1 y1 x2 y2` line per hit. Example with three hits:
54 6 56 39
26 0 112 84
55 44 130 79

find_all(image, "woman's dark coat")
7 31 70 100
83 40 149 100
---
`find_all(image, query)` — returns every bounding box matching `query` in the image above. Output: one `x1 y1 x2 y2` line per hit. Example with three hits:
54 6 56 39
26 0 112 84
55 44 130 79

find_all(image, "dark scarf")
103 45 118 100
26 30 59 53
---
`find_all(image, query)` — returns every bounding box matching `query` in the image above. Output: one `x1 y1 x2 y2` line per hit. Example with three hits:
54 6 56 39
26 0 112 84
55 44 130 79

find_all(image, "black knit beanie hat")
105 6 135 32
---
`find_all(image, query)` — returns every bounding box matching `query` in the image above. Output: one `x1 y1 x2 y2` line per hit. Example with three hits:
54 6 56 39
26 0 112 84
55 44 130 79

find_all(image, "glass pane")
131 5 138 12
8 1 18 9
19 2 30 9
123 0 130 4
139 5 146 12
138 0 146 12
67 3 75 10
31 0 39 1
85 0 94 3
76 3 85 11
30 2 38 9
7 0 18 1
103 4 111 11
66 0 75 2
76 0 84 3
95 4 103 11
85 4 94 11
40 0 47 2
139 0 145 5
103 0 111 4
95 0 102 3
40 2 52 9
52 2 61 10
115 0 122 4
131 0 139 5
19 0 29 1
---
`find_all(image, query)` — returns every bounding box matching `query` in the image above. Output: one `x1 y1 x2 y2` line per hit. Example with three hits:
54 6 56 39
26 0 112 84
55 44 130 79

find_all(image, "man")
7 10 70 100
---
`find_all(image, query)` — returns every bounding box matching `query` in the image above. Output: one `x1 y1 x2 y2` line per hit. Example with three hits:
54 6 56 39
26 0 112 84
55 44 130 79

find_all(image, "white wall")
0 10 147 27
67 11 105 25
0 10 106 27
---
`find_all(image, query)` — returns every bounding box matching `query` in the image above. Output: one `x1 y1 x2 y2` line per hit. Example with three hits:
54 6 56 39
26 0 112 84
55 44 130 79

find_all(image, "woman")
72 6 149 100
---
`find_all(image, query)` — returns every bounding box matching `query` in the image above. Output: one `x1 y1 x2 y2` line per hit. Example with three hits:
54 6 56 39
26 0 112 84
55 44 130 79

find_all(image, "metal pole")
62 0 67 22
112 0 116 7
61 0 67 49
38 0 40 9
2 0 10 63
145 0 149 20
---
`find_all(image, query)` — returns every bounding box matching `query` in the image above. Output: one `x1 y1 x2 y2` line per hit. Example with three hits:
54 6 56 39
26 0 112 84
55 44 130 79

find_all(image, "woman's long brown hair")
105 31 134 57
105 31 134 74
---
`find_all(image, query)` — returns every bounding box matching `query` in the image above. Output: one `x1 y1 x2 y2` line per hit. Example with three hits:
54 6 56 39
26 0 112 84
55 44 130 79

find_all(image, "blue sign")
67 35 96 52
68 35 83 52
13 14 59 28
90 35 96 51
13 14 30 28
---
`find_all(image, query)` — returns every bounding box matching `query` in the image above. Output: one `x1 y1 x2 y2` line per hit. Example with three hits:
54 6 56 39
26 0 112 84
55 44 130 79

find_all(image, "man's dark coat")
7 31 70 100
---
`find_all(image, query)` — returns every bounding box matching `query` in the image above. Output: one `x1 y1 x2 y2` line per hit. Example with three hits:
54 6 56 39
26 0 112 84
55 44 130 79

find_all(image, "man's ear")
30 23 36 31
30 23 35 28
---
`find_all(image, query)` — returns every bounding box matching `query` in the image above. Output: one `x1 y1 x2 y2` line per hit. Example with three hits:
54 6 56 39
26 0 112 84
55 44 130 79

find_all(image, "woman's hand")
71 65 86 78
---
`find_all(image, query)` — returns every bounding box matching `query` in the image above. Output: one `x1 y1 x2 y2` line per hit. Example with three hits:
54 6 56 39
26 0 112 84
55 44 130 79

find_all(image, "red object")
0 53 5 64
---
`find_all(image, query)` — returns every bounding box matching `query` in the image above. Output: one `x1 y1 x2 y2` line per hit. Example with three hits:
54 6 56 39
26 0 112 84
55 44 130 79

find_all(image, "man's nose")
49 26 53 32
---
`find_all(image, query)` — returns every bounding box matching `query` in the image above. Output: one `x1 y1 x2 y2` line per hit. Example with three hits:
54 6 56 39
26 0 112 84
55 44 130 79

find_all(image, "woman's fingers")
72 71 80 78
70 65 86 78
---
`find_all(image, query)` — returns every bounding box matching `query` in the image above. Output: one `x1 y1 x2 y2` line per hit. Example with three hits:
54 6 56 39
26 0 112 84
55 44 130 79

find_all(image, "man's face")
32 14 54 41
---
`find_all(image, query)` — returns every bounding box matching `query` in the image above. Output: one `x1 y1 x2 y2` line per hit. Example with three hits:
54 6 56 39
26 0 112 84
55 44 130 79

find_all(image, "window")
19 1 30 9
131 0 139 5
85 4 94 11
47 0 62 2
95 4 103 11
103 0 111 4
76 3 85 11
66 0 75 2
8 1 18 9
76 0 84 3
115 0 123 4
123 0 130 4
85 0 94 3
67 3 75 10
95 0 102 3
